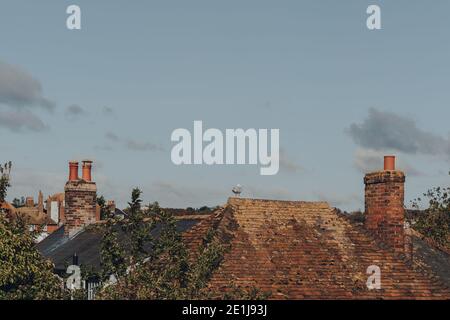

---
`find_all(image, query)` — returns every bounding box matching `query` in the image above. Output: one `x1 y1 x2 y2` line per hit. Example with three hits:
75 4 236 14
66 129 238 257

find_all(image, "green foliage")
0 161 66 300
99 205 188 299
0 162 12 204
412 173 450 247
187 229 225 295
98 203 269 300
99 195 126 281
12 198 25 208
219 285 271 300
2 170 266 300
121 188 153 262
0 214 66 299
96 195 107 220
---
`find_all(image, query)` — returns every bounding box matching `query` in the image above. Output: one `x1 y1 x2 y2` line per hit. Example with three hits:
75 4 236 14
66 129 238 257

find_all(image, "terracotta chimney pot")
69 161 79 181
82 160 93 182
384 155 396 171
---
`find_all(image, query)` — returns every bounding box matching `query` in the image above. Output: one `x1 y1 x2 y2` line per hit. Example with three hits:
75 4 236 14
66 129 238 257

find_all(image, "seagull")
232 184 242 197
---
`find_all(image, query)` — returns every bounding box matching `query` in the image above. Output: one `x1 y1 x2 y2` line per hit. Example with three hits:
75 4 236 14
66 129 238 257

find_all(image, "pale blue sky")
1 0 449 210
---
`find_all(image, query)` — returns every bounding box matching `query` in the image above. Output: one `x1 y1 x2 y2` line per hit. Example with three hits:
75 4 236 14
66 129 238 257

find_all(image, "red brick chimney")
364 156 405 253
64 160 97 236
25 196 34 207
37 191 44 213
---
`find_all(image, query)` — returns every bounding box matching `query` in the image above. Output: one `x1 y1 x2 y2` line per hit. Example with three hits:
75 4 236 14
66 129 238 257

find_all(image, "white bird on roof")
232 184 242 197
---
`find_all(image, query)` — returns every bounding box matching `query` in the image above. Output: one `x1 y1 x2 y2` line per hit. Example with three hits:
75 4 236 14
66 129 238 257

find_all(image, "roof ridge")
227 197 330 206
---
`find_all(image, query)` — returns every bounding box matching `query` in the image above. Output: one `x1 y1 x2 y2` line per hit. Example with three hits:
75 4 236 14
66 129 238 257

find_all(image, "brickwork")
64 180 97 236
364 170 405 253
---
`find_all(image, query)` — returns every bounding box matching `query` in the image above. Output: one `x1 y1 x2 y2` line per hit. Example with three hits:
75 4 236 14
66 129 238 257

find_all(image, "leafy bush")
0 162 66 299
412 174 450 248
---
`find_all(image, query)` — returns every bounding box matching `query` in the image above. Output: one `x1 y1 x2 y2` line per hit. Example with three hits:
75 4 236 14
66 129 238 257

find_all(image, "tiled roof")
0 202 16 214
190 198 450 300
14 208 57 225
407 229 450 287
37 217 203 273
1 204 57 225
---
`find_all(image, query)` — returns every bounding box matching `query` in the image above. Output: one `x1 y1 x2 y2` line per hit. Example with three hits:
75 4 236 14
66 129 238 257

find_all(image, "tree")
0 217 67 299
98 206 197 299
96 196 107 220
0 162 12 205
12 198 25 208
412 172 450 247
138 204 190 299
121 188 153 262
98 195 126 281
0 162 66 299
98 201 269 300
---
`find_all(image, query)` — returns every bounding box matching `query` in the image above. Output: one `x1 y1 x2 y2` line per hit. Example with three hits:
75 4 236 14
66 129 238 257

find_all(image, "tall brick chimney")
364 156 405 253
25 196 34 207
38 190 44 213
64 160 97 237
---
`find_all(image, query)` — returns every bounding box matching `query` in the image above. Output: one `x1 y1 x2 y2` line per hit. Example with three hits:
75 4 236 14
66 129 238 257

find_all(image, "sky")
0 0 449 210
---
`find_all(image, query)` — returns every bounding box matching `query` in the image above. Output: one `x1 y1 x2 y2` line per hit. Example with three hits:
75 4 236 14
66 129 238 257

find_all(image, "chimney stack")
38 191 44 213
364 156 406 253
25 197 34 207
82 160 93 181
64 160 97 236
69 161 79 181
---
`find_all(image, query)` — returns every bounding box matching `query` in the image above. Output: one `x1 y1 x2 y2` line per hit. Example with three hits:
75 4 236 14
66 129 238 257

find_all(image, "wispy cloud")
279 149 303 174
105 131 119 142
125 139 165 152
0 60 55 112
102 106 114 116
346 108 450 157
0 60 54 132
98 131 164 153
7 168 65 200
65 104 87 118
0 110 49 132
148 180 225 208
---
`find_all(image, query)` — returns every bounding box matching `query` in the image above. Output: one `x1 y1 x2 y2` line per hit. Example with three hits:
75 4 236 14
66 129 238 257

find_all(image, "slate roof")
36 218 202 273
185 198 450 300
407 229 450 288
